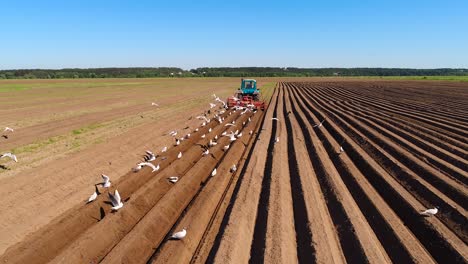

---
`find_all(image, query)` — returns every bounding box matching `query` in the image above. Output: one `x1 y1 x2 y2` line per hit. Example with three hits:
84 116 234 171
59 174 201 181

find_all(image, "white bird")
177 152 182 159
0 152 18 162
171 228 187 240
201 134 206 138
209 103 217 108
224 132 236 142
223 145 230 151
212 93 217 98
313 119 325 128
202 149 210 156
87 191 98 203
420 206 439 216
225 123 235 127
186 133 191 139
211 168 217 177
339 146 344 153
151 102 159 106
201 122 206 127
234 129 239 135
175 139 180 146
195 128 199 132
230 164 237 173
236 132 243 138
109 190 123 211
221 131 227 136
4 127 14 132
168 176 179 183
209 139 217 147
169 130 178 136
101 174 111 188
137 162 159 172
162 146 168 152
214 135 218 140
197 116 210 122
275 137 280 143
271 117 279 121
249 130 253 135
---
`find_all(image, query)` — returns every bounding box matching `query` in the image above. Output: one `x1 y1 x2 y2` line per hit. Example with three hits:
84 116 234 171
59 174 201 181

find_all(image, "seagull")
225 123 235 127
137 162 159 172
195 128 199 132
161 146 168 152
208 128 212 133
185 133 191 139
169 130 178 136
171 228 187 240
224 132 236 142
209 139 217 147
4 127 14 132
214 135 218 140
87 185 100 203
175 139 180 146
339 146 344 153
236 132 243 138
249 130 253 135
275 137 280 143
145 150 156 161
313 119 325 128
211 168 217 177
221 131 227 136
202 149 210 156
168 176 179 183
177 152 182 159
209 103 217 108
230 164 237 173
420 206 439 216
151 102 159 106
201 122 206 127
223 145 230 151
197 116 210 122
109 190 124 211
101 174 111 188
0 152 18 162
201 134 206 139
271 117 279 121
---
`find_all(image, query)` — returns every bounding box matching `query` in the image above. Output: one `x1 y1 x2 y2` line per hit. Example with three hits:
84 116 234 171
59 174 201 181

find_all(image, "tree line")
1 67 467 79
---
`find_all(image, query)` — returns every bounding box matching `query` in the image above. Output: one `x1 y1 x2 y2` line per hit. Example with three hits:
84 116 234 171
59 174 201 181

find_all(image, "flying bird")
4 127 14 132
101 174 111 188
420 206 439 216
109 190 124 211
177 152 182 159
224 132 237 142
236 132 243 138
168 176 179 183
171 228 187 240
137 162 159 172
313 119 326 128
145 150 156 162
86 185 100 203
0 152 17 162
271 117 279 121
211 168 217 177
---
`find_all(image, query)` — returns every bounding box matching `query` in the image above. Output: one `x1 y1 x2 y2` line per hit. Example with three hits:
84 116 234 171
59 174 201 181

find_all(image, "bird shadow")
1 135 8 139
0 165 10 170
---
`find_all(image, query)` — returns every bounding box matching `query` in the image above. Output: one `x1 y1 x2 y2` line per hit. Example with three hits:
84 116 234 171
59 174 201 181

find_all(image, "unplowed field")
1 80 467 263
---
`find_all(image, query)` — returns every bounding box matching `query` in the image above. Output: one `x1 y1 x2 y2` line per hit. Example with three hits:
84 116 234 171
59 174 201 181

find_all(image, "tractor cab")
227 79 265 110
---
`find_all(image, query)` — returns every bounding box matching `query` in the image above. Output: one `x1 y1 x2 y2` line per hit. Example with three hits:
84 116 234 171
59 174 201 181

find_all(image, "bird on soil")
249 130 253 135
209 103 217 108
87 185 100 203
195 128 199 132
101 174 111 188
236 132 243 138
151 102 159 106
202 149 210 156
168 176 179 183
201 134 206 138
214 135 218 140
313 119 326 128
271 117 279 121
339 146 344 153
161 146 168 152
208 128 212 133
177 152 182 159
4 127 14 132
109 190 124 211
0 153 18 162
224 132 237 142
171 228 187 240
137 162 159 172
230 164 237 173
175 139 180 146
275 137 280 143
420 206 439 216
223 145 230 151
211 168 217 177
209 139 217 147
224 123 235 127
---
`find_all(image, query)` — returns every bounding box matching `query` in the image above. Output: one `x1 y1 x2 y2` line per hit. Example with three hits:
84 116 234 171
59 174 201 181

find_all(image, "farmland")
0 79 467 263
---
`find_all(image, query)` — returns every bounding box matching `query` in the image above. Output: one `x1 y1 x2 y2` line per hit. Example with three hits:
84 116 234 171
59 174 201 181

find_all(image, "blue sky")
1 0 467 69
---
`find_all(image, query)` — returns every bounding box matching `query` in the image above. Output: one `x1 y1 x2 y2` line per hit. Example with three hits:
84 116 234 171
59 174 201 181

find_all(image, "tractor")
227 79 266 110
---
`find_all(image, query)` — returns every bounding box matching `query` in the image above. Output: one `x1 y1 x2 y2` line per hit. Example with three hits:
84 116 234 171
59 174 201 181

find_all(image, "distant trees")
0 67 467 79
